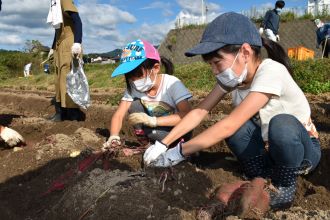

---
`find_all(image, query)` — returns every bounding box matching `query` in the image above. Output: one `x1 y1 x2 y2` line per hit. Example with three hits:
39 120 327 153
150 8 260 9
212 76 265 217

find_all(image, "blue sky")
0 0 306 53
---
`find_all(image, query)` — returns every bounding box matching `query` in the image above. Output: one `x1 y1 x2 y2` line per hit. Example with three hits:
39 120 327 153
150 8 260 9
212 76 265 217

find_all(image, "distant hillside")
158 19 322 64
87 48 122 59
87 44 159 59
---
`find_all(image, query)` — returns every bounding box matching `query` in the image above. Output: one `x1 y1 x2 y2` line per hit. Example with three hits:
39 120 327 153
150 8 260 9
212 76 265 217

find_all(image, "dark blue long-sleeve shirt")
316 23 330 46
68 11 83 44
51 11 82 49
262 9 280 35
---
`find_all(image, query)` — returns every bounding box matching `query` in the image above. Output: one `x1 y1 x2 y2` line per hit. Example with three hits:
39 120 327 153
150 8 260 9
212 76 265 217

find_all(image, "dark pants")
321 38 330 58
128 99 192 145
226 114 321 171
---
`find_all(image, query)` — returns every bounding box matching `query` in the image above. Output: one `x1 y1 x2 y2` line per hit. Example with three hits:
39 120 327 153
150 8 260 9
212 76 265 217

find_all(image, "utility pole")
201 0 205 24
205 4 208 23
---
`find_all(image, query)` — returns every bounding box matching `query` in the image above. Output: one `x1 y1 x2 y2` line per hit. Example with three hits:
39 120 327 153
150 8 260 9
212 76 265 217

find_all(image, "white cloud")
176 0 220 16
0 0 218 53
0 0 138 53
141 1 174 17
127 21 175 46
0 35 23 45
175 0 221 26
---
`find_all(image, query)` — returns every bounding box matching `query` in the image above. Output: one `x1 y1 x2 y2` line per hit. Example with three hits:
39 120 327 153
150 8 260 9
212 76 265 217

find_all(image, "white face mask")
317 23 324 29
215 52 248 89
133 70 156 92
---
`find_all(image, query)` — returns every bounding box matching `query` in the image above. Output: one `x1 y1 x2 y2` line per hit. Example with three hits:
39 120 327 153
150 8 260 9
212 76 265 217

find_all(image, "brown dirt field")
0 88 329 220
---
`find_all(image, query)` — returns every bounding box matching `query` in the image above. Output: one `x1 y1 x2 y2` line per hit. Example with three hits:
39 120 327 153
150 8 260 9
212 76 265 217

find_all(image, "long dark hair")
124 56 174 93
202 37 293 75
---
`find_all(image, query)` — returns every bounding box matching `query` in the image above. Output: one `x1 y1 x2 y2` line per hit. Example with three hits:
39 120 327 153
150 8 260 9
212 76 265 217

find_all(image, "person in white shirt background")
23 63 32 77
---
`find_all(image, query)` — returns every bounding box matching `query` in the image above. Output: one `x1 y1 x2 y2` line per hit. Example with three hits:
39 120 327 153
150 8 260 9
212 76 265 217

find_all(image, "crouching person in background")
102 39 193 151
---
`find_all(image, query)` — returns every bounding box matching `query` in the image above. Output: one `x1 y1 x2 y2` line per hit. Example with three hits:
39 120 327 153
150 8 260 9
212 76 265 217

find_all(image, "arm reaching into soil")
148 92 270 167
144 85 225 165
0 125 25 147
103 100 132 149
162 85 225 146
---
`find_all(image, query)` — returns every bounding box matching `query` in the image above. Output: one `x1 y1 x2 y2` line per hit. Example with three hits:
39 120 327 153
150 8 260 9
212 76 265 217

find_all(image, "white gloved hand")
102 135 121 151
0 127 24 147
143 140 167 165
71 43 82 57
128 113 157 127
47 49 54 59
276 35 280 42
149 142 185 167
259 27 264 35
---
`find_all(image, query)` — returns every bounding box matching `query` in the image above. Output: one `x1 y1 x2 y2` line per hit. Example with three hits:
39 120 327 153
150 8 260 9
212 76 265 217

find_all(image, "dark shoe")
47 102 62 122
49 112 62 122
269 166 299 209
64 108 85 121
241 155 272 179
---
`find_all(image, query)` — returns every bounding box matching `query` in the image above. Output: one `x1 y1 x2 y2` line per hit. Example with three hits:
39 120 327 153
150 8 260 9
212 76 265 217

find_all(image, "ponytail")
261 37 293 75
160 56 174 75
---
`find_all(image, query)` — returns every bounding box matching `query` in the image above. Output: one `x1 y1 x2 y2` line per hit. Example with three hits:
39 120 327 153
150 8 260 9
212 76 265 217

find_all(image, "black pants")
128 99 192 146
321 38 330 58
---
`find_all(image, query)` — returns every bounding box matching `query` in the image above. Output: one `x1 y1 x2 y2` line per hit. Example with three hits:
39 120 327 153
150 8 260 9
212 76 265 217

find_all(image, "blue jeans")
226 114 321 171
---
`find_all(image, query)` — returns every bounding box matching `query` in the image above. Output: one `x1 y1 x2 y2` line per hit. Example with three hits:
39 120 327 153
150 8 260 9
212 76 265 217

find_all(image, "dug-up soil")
0 88 329 220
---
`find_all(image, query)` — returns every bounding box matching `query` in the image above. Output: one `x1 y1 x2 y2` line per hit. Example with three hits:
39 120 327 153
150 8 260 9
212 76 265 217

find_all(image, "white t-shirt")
122 74 192 117
234 59 317 141
24 63 32 71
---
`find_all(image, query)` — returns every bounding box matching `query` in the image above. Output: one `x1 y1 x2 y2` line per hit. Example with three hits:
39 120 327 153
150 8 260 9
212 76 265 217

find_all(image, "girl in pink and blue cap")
103 39 192 151
143 12 321 215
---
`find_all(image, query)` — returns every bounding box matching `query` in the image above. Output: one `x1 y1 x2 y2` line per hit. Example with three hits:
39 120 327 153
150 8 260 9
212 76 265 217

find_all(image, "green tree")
24 40 44 53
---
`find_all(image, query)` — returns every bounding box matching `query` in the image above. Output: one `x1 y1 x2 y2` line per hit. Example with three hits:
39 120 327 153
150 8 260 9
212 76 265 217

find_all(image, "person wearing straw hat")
314 18 330 58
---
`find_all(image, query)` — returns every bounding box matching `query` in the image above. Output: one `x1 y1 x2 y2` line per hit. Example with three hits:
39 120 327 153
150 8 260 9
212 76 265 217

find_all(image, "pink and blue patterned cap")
111 39 160 77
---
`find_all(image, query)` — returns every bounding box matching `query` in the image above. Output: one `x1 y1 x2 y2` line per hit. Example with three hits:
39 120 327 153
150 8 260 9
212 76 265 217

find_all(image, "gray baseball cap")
185 12 262 57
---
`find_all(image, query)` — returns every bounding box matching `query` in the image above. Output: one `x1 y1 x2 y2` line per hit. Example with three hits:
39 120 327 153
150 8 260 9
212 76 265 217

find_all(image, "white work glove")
143 140 167 165
128 113 157 127
276 35 280 42
47 49 54 59
149 142 185 167
0 127 24 147
71 43 82 57
259 27 264 35
102 135 121 151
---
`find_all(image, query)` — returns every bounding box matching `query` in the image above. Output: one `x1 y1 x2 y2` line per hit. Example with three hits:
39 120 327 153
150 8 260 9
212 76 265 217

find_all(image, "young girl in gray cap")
144 12 321 213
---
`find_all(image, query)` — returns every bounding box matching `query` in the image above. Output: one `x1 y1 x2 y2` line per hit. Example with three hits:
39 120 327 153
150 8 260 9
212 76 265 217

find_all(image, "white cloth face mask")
215 52 248 89
133 70 156 92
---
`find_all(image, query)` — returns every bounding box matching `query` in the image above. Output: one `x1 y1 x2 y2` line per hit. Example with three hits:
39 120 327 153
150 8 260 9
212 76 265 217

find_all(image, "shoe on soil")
63 108 85 121
47 102 63 122
241 155 272 179
269 166 299 209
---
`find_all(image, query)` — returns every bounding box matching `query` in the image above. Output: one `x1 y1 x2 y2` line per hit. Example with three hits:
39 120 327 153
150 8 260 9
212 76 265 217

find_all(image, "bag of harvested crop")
66 59 90 109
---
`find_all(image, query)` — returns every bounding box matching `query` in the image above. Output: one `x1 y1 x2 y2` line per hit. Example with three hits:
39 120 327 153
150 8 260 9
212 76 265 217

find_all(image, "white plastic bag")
66 59 90 109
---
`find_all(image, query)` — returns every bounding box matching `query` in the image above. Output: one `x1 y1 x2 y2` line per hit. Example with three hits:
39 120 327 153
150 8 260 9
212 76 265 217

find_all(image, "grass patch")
0 52 329 95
